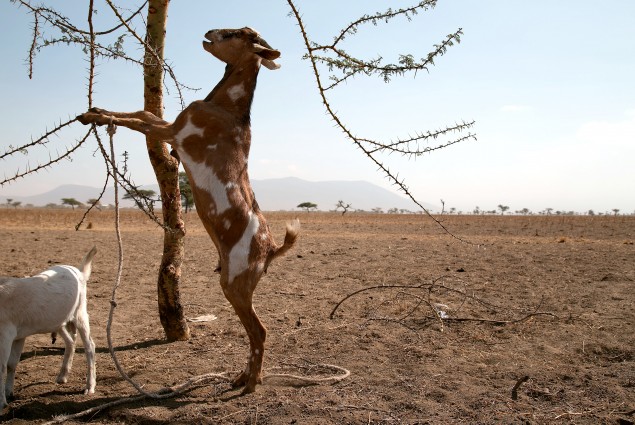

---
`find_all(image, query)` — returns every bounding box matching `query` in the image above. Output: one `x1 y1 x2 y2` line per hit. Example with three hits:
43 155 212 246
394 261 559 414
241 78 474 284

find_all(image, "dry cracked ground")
0 209 633 424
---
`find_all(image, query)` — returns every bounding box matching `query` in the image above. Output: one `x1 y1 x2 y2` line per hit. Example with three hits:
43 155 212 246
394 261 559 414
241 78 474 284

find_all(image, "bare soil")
0 209 633 424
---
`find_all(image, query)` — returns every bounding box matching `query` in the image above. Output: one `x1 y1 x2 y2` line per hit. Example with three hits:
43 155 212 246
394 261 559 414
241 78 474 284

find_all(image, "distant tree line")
2 194 632 217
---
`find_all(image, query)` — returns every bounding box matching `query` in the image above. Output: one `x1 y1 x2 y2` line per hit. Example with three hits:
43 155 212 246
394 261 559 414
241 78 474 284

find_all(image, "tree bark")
143 0 190 341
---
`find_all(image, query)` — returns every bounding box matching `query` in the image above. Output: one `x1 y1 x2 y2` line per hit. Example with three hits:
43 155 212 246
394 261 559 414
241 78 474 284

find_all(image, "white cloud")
500 105 532 113
576 110 635 148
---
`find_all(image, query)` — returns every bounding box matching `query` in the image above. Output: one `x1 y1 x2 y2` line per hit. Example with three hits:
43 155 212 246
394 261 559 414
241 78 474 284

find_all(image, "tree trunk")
143 0 190 341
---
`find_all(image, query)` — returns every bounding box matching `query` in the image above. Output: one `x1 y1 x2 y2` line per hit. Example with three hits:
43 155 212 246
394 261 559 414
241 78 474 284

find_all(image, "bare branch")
330 279 559 328
0 118 78 160
56 2 148 36
1 126 91 186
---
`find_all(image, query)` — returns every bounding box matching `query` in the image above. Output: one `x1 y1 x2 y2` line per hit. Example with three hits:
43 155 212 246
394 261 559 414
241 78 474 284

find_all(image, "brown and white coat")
79 27 299 394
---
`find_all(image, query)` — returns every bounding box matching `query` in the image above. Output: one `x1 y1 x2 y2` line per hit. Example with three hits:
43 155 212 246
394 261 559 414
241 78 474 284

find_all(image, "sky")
1 1 634 214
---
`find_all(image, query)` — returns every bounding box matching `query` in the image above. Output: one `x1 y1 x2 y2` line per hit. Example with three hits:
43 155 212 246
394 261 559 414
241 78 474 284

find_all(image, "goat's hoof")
240 384 257 395
77 112 103 126
77 113 91 125
231 371 248 388
84 388 95 395
231 371 261 395
77 108 109 125
56 375 68 384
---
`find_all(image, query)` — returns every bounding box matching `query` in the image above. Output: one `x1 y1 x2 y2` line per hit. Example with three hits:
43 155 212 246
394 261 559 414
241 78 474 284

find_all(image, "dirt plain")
0 208 633 424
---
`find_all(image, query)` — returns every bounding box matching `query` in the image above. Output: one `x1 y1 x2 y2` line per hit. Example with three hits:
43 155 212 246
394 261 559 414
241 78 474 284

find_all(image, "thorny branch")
1 121 91 186
0 118 78 161
286 1 478 244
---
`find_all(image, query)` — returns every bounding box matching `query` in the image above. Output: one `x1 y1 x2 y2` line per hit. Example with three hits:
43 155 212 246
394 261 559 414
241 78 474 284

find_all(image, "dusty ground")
0 208 633 424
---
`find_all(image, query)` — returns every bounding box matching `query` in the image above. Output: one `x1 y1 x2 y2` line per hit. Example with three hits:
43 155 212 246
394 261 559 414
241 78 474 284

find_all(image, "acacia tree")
179 172 194 213
498 204 510 215
297 202 318 212
140 1 190 341
3 0 474 340
335 200 352 215
61 197 83 210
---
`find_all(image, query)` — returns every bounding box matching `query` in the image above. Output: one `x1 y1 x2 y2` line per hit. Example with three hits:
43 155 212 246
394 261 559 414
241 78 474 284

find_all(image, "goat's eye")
222 31 239 40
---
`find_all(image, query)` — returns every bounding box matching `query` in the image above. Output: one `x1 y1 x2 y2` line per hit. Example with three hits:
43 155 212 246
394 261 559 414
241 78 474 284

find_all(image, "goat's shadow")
6 339 252 421
0 393 187 423
20 338 169 361
0 383 238 423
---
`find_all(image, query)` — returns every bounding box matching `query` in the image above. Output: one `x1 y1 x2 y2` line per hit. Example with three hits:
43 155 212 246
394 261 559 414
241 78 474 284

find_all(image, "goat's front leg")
1 337 25 409
1 328 19 409
5 338 25 401
77 108 174 142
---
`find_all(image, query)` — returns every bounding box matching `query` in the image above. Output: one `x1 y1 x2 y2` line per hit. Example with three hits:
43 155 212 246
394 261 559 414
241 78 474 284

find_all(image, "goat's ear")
254 44 281 70
261 58 281 70
253 44 280 60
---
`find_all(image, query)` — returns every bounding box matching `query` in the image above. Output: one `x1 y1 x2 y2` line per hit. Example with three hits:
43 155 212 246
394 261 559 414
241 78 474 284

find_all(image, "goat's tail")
268 219 300 263
80 246 98 281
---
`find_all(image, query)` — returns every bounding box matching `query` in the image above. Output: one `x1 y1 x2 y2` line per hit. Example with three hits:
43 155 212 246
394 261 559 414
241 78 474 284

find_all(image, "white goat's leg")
55 325 76 385
0 341 9 412
5 338 25 402
75 317 96 394
0 327 18 409
0 357 7 409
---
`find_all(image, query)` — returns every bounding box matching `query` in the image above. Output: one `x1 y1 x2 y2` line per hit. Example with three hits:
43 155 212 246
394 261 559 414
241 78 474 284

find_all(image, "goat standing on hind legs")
78 27 299 394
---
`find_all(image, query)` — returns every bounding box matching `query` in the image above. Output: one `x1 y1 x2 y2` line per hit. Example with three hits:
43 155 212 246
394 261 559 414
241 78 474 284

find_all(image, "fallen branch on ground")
330 276 559 329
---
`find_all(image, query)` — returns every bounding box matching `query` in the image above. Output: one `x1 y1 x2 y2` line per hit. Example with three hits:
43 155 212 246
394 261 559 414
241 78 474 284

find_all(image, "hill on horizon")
0 177 437 212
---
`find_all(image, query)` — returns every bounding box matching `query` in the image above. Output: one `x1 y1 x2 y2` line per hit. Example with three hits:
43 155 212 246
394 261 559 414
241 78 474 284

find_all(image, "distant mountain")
0 184 157 209
251 177 434 212
1 178 436 212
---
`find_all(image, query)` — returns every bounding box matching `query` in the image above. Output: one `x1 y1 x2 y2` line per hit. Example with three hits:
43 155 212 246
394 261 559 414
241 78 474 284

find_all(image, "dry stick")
262 364 350 385
511 375 529 400
74 173 109 231
330 281 559 324
329 279 468 319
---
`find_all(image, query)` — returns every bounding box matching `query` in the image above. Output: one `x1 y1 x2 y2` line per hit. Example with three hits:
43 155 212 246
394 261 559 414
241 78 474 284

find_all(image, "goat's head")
203 27 281 70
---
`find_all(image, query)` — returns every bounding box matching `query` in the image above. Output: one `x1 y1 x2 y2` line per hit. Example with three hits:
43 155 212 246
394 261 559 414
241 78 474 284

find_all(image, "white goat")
0 246 97 409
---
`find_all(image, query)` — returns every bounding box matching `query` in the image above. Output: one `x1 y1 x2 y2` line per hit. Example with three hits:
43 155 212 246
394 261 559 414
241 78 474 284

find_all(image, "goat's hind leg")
222 274 267 394
55 324 76 385
74 314 96 394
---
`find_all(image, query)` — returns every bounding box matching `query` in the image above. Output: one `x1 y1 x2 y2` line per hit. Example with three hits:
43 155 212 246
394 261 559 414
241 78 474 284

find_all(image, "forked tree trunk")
143 0 190 341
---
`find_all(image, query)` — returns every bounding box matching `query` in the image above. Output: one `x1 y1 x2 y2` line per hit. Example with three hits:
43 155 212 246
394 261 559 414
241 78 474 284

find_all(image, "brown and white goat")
78 27 298 394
